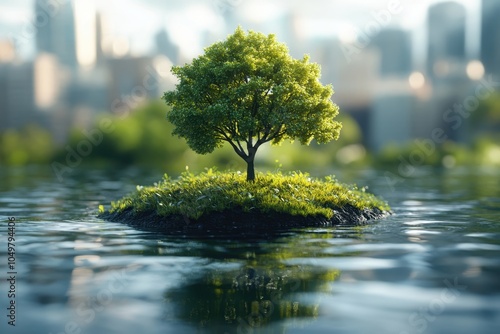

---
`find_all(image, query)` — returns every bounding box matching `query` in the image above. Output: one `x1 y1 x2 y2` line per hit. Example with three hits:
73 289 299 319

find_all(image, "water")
1 166 499 334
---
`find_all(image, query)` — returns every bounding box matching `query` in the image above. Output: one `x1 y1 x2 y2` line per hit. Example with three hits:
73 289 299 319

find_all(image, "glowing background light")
466 60 485 80
408 71 425 89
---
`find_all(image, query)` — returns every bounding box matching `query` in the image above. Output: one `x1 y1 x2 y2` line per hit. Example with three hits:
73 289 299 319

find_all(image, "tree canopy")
163 27 342 181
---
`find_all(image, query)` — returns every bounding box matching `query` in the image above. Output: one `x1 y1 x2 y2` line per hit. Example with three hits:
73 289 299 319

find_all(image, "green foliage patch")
0 124 55 165
104 169 390 221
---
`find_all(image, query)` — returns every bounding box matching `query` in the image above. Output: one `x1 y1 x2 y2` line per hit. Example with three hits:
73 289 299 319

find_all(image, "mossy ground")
99 169 391 234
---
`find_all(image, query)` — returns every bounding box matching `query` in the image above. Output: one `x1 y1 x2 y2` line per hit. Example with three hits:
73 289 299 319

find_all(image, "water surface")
1 166 499 334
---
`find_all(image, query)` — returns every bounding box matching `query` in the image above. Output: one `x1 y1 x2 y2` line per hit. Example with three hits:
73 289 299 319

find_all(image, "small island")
99 169 391 234
99 28 391 233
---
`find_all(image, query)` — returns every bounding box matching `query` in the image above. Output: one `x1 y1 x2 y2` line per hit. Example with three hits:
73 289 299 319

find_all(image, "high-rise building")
0 62 36 130
0 54 64 131
155 29 179 64
35 0 77 68
95 11 108 65
371 28 412 77
0 64 9 129
481 0 500 78
282 12 304 59
107 56 158 115
427 1 466 78
370 91 414 151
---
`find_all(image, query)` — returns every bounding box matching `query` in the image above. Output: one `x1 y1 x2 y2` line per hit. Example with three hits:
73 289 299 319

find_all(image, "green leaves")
163 27 342 178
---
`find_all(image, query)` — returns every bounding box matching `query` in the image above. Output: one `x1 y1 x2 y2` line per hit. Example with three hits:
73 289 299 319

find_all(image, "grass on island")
99 169 390 223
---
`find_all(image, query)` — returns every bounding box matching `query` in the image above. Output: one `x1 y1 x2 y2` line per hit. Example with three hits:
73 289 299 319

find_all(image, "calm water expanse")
1 165 499 334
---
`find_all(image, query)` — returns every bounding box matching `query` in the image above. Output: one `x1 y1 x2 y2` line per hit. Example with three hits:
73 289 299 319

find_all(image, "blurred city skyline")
1 0 499 162
0 0 481 62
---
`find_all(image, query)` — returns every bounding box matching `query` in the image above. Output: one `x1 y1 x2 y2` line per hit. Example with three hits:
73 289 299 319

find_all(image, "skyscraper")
427 1 466 78
0 62 36 130
107 56 158 114
155 29 179 64
481 0 500 78
35 0 77 68
371 28 412 77
95 12 106 65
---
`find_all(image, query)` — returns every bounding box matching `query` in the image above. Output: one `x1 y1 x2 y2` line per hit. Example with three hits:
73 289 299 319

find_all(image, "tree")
163 27 342 181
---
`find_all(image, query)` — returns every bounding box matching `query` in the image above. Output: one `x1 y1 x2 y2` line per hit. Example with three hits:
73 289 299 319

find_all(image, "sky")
0 0 481 62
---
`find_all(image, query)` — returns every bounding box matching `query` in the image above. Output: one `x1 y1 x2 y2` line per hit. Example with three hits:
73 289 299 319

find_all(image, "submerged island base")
99 170 391 235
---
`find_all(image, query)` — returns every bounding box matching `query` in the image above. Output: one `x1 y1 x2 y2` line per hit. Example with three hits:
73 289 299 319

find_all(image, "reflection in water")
164 261 339 333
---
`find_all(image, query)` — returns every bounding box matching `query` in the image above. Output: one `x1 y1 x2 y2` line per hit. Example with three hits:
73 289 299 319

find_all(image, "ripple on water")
405 230 442 238
455 243 500 251
313 282 500 334
404 219 448 225
323 242 428 255
285 257 398 271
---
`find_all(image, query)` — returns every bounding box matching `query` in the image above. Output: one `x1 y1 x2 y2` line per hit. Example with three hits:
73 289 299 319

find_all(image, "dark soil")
98 204 392 237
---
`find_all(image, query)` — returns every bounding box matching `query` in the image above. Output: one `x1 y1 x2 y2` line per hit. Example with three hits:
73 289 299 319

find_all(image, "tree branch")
218 131 247 159
264 87 272 97
260 126 272 143
248 128 254 148
236 140 246 156
263 124 285 144
203 93 214 105
251 91 259 118
229 141 247 159
284 93 295 105
223 125 237 138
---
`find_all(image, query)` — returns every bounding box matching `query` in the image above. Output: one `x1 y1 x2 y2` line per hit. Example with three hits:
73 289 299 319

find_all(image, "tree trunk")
246 156 255 182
